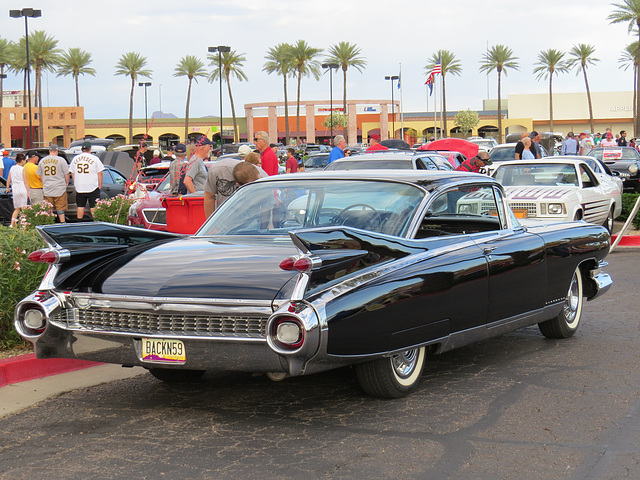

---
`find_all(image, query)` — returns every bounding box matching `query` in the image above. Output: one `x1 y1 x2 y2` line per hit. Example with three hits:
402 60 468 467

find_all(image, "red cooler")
162 195 207 234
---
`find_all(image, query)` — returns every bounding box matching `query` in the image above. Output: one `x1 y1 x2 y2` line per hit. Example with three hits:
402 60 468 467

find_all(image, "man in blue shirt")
1 150 16 180
327 135 346 165
561 132 579 155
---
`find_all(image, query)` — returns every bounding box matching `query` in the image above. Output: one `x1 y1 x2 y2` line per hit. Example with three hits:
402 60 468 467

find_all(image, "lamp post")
321 63 339 143
208 45 230 147
138 81 151 133
0 73 6 146
385 75 399 139
10 8 41 148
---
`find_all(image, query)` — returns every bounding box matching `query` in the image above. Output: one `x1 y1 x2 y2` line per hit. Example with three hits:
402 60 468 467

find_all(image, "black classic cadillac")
15 171 612 398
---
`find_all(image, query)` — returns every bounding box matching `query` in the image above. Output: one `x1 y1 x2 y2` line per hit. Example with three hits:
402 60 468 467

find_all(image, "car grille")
509 202 537 217
50 308 267 338
142 208 167 225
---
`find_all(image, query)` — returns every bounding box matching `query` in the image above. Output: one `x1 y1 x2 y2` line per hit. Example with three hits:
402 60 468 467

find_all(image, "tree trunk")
284 74 290 145
497 69 503 143
36 63 44 146
342 66 348 142
129 76 134 144
634 65 638 136
296 69 302 145
184 77 192 142
227 73 238 143
75 74 80 107
549 76 554 133
442 74 448 136
636 26 640 137
582 66 594 134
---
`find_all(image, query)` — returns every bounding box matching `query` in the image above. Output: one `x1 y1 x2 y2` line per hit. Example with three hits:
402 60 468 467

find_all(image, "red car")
127 174 171 230
133 162 171 191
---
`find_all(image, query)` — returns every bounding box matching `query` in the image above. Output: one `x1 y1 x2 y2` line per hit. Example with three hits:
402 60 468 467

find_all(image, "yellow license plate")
141 338 186 364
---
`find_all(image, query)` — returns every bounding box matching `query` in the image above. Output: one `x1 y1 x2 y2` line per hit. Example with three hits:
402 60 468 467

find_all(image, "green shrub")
92 194 136 225
620 193 640 230
0 227 47 349
18 200 56 230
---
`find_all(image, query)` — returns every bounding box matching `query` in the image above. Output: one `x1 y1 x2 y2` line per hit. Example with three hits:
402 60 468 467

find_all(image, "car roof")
255 169 497 190
494 158 586 167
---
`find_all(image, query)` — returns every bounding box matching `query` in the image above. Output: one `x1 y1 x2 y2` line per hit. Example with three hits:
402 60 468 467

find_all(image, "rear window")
325 160 413 170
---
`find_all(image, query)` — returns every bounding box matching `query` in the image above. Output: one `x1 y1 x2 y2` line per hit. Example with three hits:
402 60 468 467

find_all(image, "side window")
111 170 127 185
415 158 427 170
579 164 598 188
101 169 113 184
416 185 502 238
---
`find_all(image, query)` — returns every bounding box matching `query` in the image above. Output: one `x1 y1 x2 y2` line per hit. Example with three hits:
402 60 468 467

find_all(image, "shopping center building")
1 91 635 149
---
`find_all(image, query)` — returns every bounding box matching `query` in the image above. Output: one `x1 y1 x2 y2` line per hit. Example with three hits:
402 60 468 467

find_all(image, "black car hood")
88 236 299 300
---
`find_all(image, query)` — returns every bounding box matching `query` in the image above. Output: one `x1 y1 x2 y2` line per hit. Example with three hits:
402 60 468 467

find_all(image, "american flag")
430 62 442 76
425 73 434 95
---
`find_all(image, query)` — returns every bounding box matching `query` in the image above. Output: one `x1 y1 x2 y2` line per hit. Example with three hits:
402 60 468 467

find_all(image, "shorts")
44 193 68 213
75 188 100 209
30 188 44 204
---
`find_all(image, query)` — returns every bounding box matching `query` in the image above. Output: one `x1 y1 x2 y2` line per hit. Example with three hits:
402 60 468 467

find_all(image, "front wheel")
355 346 426 398
538 267 583 338
148 368 206 383
603 206 615 234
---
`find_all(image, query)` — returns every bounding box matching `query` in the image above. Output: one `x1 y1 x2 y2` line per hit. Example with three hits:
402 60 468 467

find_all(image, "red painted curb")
0 354 102 388
612 235 640 247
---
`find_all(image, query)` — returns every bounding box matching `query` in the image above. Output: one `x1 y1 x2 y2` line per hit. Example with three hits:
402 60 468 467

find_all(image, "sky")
1 0 637 121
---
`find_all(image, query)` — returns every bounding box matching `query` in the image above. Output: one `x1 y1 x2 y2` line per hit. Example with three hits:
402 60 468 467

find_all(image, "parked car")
324 150 454 171
586 146 640 192
134 162 171 191
489 143 549 163
303 152 331 170
127 174 171 230
467 137 498 151
492 158 622 232
17 170 612 399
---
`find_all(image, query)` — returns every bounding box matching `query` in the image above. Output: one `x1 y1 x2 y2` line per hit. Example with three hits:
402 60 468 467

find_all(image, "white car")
492 158 622 233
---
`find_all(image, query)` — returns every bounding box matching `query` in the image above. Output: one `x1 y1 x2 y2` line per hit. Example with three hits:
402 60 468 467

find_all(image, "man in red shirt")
285 148 299 173
366 134 389 152
456 152 492 173
255 131 279 175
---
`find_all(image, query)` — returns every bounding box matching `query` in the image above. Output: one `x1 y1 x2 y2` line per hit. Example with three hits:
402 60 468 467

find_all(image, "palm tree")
290 40 322 145
264 43 294 144
609 0 640 136
567 44 600 134
114 52 152 143
208 50 247 143
56 48 96 107
324 41 367 142
533 49 569 133
479 44 519 143
619 42 639 127
174 55 207 142
425 50 462 137
29 30 62 145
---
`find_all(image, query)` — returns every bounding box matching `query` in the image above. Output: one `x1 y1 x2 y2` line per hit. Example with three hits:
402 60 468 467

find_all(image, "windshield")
494 163 579 187
197 179 426 237
325 160 413 170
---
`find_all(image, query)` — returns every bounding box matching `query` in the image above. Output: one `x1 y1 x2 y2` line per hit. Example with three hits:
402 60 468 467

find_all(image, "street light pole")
0 73 6 147
138 81 151 133
384 75 399 139
208 45 230 147
10 8 41 148
321 63 339 143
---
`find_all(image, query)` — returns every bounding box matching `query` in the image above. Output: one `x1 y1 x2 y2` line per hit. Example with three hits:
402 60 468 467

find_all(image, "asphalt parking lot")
0 248 638 480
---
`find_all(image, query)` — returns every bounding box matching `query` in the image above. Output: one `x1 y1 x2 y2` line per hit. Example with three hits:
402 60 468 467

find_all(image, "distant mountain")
152 111 178 119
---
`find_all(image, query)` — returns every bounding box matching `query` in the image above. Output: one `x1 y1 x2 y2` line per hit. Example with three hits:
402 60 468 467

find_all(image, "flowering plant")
18 200 56 230
0 227 47 349
92 194 137 225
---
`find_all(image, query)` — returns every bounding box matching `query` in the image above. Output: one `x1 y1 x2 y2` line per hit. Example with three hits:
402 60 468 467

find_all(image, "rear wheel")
603 206 615 234
148 368 206 383
355 346 426 398
538 267 583 338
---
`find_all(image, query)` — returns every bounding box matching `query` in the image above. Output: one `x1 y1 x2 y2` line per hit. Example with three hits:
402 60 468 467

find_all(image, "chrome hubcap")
392 349 418 378
563 274 579 325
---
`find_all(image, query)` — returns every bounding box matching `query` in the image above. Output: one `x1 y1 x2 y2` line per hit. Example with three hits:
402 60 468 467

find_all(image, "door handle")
483 246 496 255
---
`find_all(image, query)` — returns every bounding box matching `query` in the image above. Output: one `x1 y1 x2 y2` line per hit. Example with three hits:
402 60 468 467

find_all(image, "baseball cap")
81 141 92 150
3 150 9 155
174 143 187 154
238 145 253 158
48 143 59 150
196 136 214 147
370 134 381 141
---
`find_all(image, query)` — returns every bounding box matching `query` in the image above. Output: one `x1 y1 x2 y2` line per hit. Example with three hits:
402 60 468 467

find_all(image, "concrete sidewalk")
0 363 145 418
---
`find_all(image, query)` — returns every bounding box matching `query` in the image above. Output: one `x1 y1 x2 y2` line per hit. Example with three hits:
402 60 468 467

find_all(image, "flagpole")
434 79 437 140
